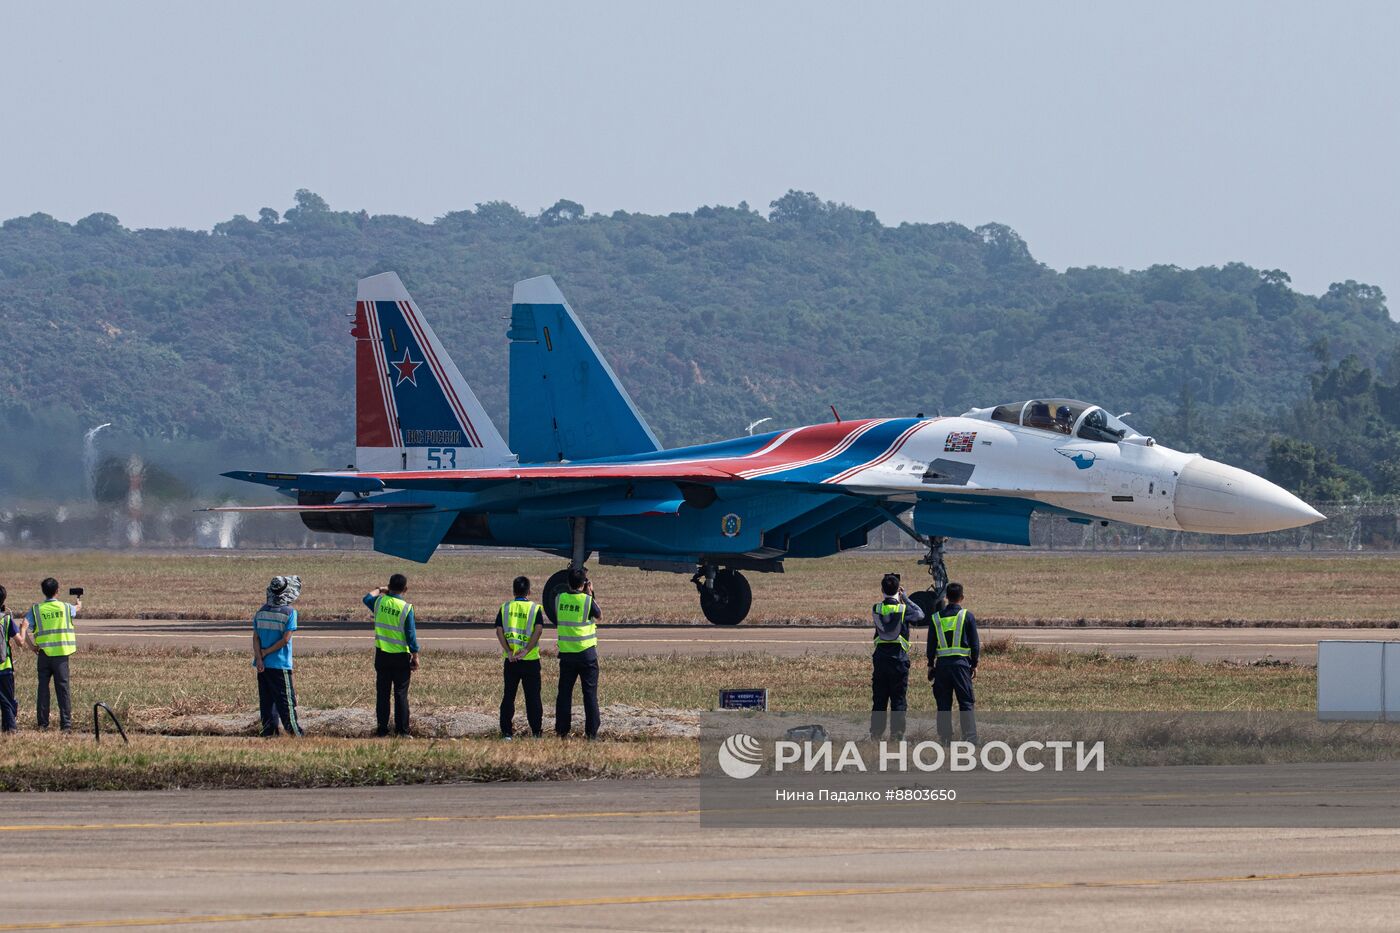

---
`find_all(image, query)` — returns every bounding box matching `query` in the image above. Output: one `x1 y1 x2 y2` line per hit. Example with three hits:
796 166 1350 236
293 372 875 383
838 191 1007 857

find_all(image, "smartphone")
68 587 84 597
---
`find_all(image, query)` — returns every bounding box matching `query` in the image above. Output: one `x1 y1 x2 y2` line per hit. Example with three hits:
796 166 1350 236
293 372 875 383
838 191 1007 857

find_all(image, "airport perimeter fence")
0 499 1391 553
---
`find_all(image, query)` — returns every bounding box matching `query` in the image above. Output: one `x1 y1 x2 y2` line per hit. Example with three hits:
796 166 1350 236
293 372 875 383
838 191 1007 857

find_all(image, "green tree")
540 199 585 225
74 212 123 236
283 189 330 223
1254 269 1297 317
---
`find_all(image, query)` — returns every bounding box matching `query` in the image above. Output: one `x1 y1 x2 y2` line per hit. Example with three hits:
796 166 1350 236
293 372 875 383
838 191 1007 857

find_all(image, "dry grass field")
0 548 1396 624
0 641 1317 790
0 549 1362 791
4 644 1316 725
0 733 693 791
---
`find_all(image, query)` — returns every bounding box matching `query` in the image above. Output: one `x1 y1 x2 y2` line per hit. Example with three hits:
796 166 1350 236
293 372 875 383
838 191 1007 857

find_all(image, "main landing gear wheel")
695 567 752 626
542 569 572 624
906 590 941 625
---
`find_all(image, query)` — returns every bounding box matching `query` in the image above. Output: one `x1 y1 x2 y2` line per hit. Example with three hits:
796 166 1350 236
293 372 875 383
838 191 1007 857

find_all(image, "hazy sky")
4 1 1397 299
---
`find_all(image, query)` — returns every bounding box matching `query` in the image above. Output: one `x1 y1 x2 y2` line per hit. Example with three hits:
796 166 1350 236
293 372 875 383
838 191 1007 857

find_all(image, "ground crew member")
0 585 20 733
495 575 544 739
27 577 79 731
927 581 979 744
870 573 924 741
365 573 420 737
252 575 303 737
554 567 602 739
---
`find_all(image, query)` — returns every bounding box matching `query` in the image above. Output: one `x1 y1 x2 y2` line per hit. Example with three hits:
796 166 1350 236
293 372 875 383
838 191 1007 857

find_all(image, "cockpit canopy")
977 399 1137 443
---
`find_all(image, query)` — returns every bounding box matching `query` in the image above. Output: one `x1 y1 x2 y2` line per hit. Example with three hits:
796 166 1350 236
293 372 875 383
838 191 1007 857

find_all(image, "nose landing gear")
904 535 949 623
693 565 752 626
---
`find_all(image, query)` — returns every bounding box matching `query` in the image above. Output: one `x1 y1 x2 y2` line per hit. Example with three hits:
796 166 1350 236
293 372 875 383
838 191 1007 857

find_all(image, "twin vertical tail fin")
352 272 513 473
508 275 661 463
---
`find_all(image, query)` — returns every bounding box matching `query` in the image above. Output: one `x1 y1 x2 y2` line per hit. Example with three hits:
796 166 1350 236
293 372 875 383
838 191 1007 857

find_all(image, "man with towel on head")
252 575 304 737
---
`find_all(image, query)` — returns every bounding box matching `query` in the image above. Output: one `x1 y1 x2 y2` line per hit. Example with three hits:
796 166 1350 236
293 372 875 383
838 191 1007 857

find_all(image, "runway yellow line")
3 867 1399 929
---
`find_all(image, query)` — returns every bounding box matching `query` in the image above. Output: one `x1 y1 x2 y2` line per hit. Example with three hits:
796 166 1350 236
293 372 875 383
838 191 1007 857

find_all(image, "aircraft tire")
700 568 751 625
542 569 572 624
906 590 943 627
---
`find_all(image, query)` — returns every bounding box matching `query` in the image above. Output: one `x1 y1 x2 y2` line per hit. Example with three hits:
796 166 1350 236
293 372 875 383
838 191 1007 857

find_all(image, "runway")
75 617 1400 663
4 779 1400 930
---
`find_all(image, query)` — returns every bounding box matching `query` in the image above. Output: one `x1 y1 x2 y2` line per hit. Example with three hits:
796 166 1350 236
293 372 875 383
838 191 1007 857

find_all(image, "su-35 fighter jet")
216 272 1324 625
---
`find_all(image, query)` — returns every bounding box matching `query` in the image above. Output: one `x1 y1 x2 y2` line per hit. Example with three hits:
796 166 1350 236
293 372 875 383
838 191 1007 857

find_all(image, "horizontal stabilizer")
222 471 386 493
509 276 661 463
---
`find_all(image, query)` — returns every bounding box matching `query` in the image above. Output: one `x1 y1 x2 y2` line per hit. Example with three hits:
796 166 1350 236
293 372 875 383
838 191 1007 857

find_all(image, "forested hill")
1 189 1394 500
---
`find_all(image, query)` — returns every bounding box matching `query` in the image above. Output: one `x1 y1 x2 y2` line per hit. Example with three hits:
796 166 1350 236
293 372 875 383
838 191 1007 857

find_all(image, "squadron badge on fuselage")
1056 448 1098 470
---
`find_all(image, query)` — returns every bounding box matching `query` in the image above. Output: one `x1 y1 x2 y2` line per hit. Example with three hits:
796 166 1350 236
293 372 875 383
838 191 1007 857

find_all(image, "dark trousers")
555 653 600 738
257 667 302 737
0 670 16 732
931 660 977 743
870 653 909 739
501 658 543 737
375 649 413 736
36 653 71 730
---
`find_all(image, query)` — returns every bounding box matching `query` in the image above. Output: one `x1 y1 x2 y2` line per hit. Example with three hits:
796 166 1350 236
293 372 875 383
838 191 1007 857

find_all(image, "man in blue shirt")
252 575 303 737
363 573 420 737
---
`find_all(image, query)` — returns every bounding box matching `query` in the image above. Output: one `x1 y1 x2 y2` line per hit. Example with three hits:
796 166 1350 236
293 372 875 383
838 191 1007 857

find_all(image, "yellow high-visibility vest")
0 611 12 671
373 594 412 654
554 592 596 653
933 609 971 659
500 599 542 661
31 600 76 657
873 602 910 652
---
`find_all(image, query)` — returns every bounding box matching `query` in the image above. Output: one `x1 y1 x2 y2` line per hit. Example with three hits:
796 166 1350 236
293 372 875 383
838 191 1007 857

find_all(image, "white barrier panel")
1317 641 1398 721
1387 643 1400 715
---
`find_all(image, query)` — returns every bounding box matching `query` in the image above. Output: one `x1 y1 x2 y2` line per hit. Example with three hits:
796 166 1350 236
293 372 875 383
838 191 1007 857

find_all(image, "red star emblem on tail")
392 348 422 387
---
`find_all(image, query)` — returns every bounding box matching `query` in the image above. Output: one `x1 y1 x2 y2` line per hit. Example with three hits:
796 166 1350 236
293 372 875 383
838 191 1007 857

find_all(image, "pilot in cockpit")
1054 405 1074 434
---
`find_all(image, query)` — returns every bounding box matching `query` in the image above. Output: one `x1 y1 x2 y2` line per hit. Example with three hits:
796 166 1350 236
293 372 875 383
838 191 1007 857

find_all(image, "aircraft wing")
364 463 740 490
198 502 435 513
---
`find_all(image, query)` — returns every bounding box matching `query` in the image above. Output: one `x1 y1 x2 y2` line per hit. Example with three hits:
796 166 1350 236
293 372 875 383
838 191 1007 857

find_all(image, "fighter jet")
217 272 1325 624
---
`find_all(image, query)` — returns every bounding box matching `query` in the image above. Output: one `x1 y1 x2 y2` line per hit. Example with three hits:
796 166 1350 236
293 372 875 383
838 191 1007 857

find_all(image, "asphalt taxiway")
4 779 1400 930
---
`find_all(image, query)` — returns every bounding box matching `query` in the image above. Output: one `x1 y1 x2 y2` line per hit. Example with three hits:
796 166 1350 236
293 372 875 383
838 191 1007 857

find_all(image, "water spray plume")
83 423 112 500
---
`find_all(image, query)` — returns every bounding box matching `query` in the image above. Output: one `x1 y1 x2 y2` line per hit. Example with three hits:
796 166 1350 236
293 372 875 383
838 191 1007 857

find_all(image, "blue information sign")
719 688 768 710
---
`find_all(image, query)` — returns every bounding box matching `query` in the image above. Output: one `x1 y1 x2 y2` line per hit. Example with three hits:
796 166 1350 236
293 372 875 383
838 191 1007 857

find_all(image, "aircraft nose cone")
1173 458 1325 534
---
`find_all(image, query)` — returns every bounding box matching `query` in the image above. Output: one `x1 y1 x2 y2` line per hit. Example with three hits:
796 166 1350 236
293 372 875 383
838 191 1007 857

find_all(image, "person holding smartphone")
870 573 923 742
364 573 420 737
553 567 602 739
25 578 80 731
